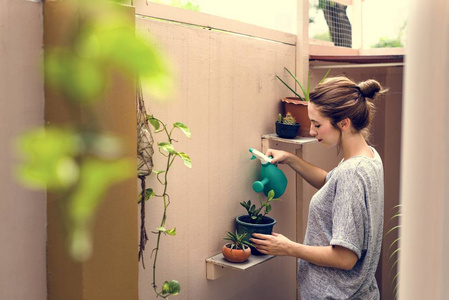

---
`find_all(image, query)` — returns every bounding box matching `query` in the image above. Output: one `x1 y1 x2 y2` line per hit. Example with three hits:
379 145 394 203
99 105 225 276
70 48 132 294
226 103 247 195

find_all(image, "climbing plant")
137 115 191 298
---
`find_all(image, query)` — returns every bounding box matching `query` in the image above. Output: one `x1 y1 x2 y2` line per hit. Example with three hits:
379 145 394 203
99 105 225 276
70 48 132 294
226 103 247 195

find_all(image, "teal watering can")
249 148 287 198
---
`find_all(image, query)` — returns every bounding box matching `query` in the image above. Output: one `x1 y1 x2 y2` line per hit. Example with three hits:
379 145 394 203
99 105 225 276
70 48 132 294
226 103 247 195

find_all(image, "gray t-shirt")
298 147 384 299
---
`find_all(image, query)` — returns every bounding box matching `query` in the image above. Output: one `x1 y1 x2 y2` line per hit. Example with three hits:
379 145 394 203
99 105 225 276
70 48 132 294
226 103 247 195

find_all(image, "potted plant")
276 112 300 139
222 230 253 263
276 67 330 137
236 190 280 254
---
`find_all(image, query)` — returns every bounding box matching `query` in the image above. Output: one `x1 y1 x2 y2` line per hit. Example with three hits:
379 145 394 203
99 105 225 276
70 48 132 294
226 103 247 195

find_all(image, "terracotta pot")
222 243 251 263
281 97 311 137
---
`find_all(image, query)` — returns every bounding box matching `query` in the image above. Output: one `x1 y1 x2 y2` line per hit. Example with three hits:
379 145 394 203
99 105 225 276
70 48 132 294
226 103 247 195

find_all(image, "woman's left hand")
250 232 293 256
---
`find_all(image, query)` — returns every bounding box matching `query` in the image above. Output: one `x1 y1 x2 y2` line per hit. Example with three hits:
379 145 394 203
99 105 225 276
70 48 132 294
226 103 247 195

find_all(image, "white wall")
0 1 46 300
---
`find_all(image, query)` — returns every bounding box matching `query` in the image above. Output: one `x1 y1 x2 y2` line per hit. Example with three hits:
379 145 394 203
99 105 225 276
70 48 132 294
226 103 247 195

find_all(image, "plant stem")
152 122 172 297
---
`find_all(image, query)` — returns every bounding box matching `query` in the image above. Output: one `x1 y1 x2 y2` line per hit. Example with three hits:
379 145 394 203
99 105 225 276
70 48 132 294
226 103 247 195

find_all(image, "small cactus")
282 112 296 125
278 113 282 123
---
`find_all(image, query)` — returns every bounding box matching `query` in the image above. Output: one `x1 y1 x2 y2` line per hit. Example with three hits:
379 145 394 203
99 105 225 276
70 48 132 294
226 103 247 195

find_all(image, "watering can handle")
249 148 272 164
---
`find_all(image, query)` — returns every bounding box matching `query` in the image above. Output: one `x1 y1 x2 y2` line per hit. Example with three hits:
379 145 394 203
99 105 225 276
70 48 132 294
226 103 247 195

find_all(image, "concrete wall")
0 1 47 300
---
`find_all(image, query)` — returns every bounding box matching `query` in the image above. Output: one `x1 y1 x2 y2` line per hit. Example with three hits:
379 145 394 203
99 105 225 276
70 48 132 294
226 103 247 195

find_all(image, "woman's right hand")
265 149 292 165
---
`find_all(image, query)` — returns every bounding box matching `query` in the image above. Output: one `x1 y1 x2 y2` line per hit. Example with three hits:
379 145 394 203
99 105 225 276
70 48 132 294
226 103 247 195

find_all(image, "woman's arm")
266 149 328 189
251 232 358 270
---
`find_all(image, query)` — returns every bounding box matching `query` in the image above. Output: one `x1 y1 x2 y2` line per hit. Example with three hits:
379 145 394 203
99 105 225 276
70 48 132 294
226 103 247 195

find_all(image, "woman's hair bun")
358 79 382 99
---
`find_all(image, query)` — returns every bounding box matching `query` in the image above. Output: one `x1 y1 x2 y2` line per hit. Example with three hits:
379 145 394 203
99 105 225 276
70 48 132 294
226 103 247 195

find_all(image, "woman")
250 77 386 299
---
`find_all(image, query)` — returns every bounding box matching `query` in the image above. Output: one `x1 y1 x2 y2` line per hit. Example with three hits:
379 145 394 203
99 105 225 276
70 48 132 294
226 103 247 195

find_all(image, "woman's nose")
309 127 317 137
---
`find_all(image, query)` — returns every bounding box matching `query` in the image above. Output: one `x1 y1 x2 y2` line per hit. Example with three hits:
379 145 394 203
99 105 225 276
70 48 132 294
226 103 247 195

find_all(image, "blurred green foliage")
371 37 404 48
16 0 173 262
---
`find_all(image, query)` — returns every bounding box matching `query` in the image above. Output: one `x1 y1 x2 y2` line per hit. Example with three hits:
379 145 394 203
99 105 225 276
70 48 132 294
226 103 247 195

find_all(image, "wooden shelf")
206 253 275 280
261 134 317 145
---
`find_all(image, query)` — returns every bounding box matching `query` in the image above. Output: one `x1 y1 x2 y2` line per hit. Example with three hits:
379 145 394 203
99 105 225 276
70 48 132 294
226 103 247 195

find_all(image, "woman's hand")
265 149 292 165
250 232 293 256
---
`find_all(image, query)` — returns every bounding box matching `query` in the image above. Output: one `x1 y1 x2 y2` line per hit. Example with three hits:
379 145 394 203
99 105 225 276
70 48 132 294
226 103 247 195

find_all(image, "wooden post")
44 2 138 300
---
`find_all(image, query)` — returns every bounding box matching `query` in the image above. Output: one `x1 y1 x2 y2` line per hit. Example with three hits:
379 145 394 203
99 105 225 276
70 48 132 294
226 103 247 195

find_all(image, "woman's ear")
338 118 351 131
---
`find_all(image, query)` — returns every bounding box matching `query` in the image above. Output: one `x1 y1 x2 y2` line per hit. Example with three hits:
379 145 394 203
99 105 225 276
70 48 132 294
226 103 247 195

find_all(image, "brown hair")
309 76 387 141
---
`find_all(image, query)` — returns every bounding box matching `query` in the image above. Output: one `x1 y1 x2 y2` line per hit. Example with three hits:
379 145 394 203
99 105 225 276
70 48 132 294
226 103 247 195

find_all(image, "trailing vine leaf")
162 280 181 296
159 142 175 154
156 227 177 236
177 152 192 168
152 170 166 175
148 116 161 131
137 188 155 204
174 122 192 138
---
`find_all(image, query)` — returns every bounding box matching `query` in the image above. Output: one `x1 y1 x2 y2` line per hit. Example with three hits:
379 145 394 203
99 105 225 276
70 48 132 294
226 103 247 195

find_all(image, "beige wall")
400 0 449 298
135 5 405 297
136 14 299 300
0 1 47 300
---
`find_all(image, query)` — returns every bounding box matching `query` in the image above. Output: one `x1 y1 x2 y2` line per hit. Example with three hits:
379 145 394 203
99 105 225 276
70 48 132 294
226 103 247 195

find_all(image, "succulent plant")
240 190 281 224
223 230 254 250
282 112 296 125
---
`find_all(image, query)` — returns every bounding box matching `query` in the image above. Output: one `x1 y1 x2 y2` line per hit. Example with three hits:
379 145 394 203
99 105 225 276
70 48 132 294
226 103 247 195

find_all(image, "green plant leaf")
156 227 177 236
319 69 331 85
177 152 192 168
45 49 105 104
162 280 181 296
15 127 81 189
159 142 175 154
147 116 161 131
68 157 134 261
137 188 155 203
285 67 308 101
173 122 192 138
152 169 166 175
265 204 272 214
276 75 303 100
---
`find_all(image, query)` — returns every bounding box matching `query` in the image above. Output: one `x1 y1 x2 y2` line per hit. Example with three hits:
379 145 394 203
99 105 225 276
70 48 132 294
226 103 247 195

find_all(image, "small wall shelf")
261 134 317 146
206 253 275 280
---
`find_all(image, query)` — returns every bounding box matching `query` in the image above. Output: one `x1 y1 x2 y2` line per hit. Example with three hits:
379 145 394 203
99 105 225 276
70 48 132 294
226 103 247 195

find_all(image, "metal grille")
309 0 353 48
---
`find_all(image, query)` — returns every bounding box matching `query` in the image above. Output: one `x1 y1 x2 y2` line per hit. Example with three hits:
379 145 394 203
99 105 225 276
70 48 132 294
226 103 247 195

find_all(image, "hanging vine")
136 81 191 298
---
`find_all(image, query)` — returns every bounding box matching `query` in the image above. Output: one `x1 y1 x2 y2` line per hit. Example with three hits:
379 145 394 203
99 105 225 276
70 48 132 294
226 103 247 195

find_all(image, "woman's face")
308 102 340 147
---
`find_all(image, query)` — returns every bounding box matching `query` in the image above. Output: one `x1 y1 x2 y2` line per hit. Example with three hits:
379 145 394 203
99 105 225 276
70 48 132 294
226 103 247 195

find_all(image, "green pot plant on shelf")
276 112 300 139
222 230 254 263
276 67 330 137
236 189 281 255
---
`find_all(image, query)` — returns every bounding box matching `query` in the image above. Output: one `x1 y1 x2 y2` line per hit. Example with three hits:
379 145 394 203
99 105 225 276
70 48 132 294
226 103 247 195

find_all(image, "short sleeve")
330 169 367 259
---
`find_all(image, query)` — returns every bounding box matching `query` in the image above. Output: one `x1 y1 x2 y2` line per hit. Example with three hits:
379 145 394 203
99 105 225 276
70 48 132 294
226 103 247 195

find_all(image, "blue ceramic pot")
275 121 300 139
235 215 276 255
